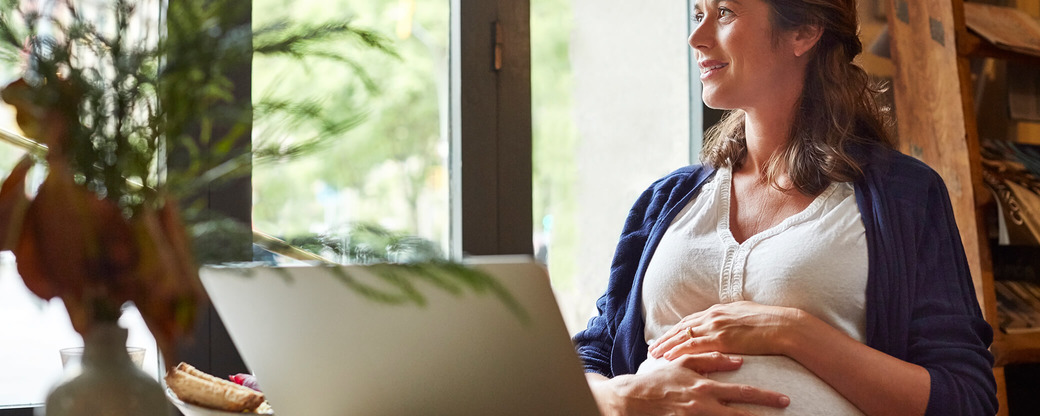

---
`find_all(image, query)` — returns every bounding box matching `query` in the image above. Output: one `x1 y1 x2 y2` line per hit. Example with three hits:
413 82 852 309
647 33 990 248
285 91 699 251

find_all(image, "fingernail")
729 356 742 363
779 396 790 406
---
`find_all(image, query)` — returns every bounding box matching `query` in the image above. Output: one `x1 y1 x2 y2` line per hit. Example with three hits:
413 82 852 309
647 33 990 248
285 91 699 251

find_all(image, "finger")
649 325 682 353
711 382 791 409
650 325 696 358
653 323 715 360
675 352 743 373
662 335 716 361
649 332 679 358
650 313 702 350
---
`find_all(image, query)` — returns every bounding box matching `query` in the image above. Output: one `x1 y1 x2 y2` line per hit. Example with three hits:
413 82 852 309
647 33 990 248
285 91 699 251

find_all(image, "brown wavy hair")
700 0 893 196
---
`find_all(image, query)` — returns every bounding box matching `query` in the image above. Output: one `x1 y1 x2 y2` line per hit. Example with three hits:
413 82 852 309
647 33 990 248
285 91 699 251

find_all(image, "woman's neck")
741 95 800 179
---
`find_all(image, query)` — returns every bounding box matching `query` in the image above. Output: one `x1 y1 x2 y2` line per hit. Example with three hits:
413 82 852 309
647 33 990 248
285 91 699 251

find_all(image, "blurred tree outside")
252 0 450 255
531 0 582 331
251 0 587 330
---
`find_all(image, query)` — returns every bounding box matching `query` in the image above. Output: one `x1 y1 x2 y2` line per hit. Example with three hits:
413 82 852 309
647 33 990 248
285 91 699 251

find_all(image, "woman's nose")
688 21 714 50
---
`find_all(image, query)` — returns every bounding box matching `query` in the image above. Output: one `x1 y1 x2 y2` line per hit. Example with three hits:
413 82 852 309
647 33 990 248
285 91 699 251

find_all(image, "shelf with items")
982 143 1040 363
885 0 1040 414
958 2 1040 146
957 2 1040 62
967 1 1040 371
958 30 1040 64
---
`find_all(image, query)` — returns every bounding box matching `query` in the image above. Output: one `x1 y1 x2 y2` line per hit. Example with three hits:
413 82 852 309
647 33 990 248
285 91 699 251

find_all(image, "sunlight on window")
251 0 450 259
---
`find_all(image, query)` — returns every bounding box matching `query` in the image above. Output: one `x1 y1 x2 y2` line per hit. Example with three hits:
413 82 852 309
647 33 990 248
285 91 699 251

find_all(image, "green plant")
0 0 398 366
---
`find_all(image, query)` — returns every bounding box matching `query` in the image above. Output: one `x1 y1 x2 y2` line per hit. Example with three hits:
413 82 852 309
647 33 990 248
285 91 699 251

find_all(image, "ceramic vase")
44 322 167 416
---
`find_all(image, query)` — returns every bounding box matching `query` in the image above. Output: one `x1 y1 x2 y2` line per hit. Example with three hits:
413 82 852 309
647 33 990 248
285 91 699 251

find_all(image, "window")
0 0 710 410
251 0 451 258
1 0 532 409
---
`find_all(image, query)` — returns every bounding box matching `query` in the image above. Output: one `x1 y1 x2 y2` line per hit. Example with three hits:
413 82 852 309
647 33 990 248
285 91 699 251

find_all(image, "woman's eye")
719 7 733 18
692 12 704 23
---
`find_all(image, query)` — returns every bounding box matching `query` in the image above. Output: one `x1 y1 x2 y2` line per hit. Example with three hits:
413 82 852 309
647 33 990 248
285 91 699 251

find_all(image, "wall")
566 0 692 331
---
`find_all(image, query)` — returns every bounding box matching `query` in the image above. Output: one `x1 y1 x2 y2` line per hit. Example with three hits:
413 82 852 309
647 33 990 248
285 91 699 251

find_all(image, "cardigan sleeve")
571 166 707 377
571 184 659 377
909 170 998 416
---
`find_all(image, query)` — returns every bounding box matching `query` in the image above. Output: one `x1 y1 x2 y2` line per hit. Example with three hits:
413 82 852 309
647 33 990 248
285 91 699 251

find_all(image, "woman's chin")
699 94 731 111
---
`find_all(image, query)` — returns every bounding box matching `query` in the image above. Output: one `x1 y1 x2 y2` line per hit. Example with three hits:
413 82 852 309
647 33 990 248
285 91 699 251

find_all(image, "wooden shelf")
958 30 1040 65
994 331 1040 366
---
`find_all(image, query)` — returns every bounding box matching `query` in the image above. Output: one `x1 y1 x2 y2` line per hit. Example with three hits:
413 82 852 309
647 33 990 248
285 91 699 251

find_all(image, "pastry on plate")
165 362 266 413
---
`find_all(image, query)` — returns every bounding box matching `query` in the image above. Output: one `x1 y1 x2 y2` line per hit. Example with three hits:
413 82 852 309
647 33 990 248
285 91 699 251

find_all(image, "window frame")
179 0 540 393
450 0 533 258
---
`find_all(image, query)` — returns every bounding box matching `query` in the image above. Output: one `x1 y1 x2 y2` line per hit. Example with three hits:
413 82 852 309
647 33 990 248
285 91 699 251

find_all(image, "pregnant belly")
639 355 865 416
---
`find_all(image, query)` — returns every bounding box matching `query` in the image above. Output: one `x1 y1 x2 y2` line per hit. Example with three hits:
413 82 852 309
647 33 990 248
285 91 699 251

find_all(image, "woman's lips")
699 61 728 80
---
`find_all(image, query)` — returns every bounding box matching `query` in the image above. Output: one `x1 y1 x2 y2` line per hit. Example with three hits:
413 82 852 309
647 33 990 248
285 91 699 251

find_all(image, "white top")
638 166 869 415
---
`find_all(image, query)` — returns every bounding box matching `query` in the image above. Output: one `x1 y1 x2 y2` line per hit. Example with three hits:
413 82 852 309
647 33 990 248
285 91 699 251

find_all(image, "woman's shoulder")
660 163 715 178
854 144 950 206
855 143 935 178
649 164 716 191
627 164 717 217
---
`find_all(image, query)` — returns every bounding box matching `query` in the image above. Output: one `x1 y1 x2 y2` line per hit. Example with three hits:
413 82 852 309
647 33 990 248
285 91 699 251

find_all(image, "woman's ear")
790 24 823 57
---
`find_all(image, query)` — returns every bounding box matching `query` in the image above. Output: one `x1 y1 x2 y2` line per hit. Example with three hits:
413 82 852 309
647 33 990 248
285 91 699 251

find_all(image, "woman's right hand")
586 353 790 416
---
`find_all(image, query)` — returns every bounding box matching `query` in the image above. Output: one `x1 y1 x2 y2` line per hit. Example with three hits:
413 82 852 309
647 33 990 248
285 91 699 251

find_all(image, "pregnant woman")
573 0 997 415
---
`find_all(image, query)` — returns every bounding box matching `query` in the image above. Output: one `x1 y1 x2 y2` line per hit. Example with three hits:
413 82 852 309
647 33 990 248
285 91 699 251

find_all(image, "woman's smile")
699 60 729 80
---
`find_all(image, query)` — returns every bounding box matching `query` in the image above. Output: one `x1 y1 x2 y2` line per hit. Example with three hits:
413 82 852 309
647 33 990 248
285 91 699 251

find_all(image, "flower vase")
44 322 167 416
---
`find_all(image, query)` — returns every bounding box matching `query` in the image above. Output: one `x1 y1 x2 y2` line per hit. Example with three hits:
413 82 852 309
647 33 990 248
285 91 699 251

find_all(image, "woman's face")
689 0 809 112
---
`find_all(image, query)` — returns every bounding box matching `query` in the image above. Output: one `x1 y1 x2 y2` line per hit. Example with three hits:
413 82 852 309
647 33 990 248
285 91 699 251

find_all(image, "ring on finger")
686 326 695 339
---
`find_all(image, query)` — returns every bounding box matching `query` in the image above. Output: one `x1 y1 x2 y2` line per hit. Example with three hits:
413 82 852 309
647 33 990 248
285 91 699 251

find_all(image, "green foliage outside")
0 0 583 290
531 0 578 291
252 0 448 251
250 0 580 295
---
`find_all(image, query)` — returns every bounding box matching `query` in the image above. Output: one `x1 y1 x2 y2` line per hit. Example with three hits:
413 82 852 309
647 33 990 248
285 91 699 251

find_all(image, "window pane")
252 0 450 259
532 0 693 333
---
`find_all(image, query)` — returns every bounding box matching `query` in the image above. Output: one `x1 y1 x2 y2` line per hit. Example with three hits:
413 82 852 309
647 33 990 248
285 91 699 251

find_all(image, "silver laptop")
199 256 600 415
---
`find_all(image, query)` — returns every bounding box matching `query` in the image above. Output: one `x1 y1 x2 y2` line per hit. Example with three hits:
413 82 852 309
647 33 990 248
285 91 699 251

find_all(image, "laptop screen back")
199 256 600 415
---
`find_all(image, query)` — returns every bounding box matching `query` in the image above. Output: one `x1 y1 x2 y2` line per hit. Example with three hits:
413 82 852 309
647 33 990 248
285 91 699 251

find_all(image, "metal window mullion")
450 0 532 259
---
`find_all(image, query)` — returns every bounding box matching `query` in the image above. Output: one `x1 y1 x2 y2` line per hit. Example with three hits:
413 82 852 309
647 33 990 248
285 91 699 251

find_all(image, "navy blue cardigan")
572 145 997 415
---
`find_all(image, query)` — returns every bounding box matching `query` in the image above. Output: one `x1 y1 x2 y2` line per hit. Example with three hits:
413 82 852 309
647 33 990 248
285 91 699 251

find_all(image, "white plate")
166 388 274 415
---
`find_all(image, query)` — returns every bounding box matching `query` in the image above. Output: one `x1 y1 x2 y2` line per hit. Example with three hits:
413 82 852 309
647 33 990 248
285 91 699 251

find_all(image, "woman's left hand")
648 301 806 361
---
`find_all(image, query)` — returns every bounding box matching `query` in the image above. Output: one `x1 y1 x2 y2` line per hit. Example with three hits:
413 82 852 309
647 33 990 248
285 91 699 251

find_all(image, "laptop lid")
198 256 600 415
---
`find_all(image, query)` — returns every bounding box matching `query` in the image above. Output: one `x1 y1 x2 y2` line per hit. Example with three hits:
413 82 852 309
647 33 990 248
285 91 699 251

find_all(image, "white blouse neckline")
714 166 839 248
